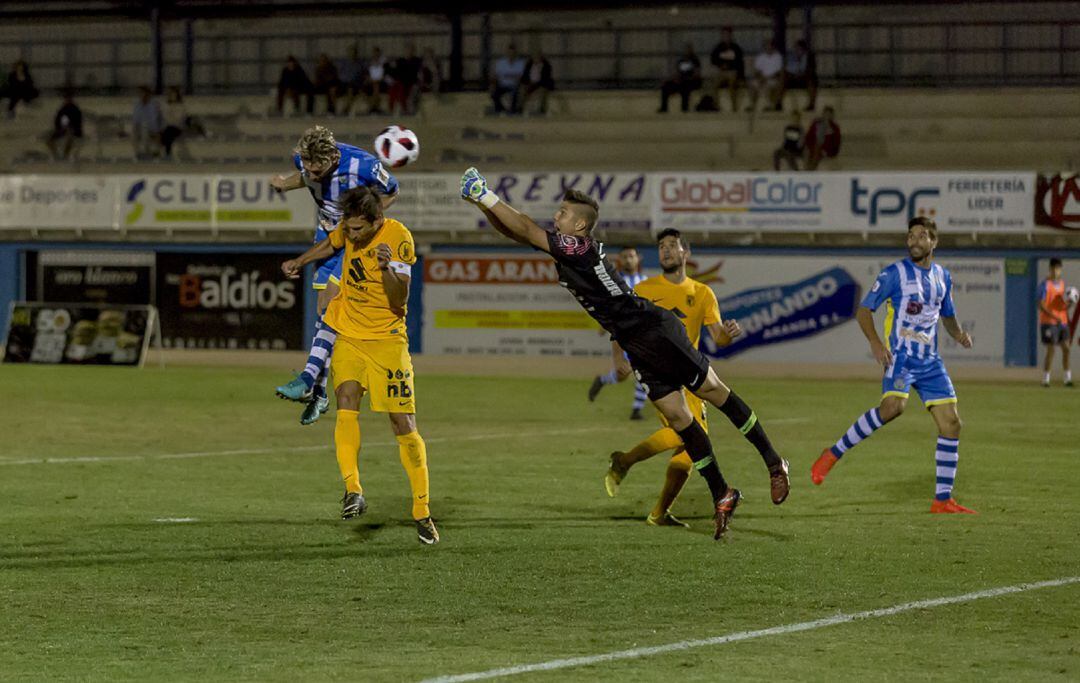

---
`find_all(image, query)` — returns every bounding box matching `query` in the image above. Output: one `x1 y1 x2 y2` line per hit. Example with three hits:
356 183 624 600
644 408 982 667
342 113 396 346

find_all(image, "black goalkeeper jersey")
542 230 667 338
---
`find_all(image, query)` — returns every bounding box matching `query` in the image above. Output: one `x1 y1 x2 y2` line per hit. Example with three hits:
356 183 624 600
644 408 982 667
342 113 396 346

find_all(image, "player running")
1037 257 1072 387
588 246 649 420
281 187 438 545
460 167 788 540
604 229 790 527
272 125 399 425
811 217 977 514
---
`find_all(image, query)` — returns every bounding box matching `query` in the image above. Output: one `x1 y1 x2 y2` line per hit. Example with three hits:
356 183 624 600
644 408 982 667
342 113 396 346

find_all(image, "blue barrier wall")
1 241 1075 366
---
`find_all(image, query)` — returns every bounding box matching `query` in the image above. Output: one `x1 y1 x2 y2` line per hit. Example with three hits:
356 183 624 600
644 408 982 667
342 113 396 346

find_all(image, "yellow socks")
624 428 683 467
396 431 431 520
651 450 693 518
334 409 362 494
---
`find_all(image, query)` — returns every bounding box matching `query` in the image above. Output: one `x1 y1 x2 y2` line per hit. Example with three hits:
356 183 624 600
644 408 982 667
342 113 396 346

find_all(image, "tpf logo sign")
850 178 939 226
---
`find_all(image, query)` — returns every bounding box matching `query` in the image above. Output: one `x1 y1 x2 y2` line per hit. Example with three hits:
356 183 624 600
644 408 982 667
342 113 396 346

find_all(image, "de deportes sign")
652 172 1035 233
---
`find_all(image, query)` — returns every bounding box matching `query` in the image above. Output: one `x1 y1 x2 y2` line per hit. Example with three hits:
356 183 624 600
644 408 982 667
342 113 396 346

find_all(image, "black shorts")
1041 323 1069 344
619 310 711 401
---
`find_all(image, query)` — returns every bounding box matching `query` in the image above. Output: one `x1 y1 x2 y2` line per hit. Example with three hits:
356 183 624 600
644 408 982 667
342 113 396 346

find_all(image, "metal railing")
2 19 1077 95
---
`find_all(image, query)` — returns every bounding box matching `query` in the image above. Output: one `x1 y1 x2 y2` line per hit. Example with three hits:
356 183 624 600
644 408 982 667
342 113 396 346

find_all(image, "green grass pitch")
1 364 1078 681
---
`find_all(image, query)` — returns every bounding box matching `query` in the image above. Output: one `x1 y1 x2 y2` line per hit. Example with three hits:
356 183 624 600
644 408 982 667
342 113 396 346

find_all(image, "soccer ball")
374 125 420 169
1065 286 1080 305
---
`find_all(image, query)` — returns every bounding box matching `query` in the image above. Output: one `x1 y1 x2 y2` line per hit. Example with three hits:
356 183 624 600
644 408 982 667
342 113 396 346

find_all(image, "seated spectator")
337 45 366 116
313 54 340 115
490 44 526 115
160 87 191 160
773 111 803 170
388 44 422 115
658 43 702 113
419 48 442 96
277 55 313 116
47 90 83 161
363 46 388 114
783 39 818 111
747 40 783 112
804 106 841 170
520 49 554 115
708 27 745 113
5 60 39 118
132 86 163 160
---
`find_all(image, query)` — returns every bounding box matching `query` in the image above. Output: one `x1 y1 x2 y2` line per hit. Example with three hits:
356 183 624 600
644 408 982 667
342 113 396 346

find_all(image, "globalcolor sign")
653 172 1036 233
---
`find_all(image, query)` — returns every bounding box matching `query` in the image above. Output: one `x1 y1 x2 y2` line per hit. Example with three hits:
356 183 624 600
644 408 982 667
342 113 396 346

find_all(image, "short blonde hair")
294 125 338 165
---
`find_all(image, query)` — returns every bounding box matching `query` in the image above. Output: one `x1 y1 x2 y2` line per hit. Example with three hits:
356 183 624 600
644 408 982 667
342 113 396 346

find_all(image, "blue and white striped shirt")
620 270 646 290
862 258 956 359
293 142 399 232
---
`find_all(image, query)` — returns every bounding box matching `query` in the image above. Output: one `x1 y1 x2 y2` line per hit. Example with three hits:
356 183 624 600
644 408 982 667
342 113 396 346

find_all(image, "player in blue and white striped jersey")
587 247 649 420
271 125 399 425
812 216 978 514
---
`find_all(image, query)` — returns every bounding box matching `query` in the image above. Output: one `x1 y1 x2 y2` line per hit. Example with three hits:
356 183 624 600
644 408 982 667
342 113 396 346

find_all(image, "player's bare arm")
380 190 399 210
271 171 305 193
461 167 550 252
708 319 742 347
942 316 974 348
855 305 892 367
282 237 337 279
375 242 410 309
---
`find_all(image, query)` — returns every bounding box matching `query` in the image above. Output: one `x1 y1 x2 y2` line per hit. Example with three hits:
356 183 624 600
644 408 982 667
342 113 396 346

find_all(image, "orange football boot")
810 449 839 485
930 498 978 514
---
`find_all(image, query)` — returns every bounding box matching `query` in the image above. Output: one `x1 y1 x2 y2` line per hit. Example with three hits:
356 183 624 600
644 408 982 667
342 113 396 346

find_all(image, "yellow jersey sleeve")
328 221 346 249
700 284 721 326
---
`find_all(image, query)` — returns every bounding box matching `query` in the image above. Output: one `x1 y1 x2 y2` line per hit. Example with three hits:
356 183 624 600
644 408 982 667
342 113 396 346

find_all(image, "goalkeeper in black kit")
460 167 790 540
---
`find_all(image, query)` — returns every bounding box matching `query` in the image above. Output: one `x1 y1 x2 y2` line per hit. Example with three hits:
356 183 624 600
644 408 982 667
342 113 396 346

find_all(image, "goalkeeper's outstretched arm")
461 168 550 253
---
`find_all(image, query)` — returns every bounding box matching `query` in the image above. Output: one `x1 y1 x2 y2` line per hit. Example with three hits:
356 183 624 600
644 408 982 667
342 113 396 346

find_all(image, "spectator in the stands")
363 46 388 114
277 55 313 116
313 54 340 115
5 60 39 117
418 47 442 100
46 90 83 161
783 39 818 111
658 43 702 113
337 44 366 115
520 49 554 115
773 110 803 171
160 87 191 160
132 86 163 160
490 44 527 115
804 106 841 170
708 27 745 113
388 44 423 115
747 39 784 112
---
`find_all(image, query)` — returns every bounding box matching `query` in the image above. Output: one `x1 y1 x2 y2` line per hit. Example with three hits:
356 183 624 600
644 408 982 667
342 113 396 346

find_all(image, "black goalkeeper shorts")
619 310 712 402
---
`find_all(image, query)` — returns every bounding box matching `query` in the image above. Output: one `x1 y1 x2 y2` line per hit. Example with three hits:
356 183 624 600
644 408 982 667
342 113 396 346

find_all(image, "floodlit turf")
1 364 1078 682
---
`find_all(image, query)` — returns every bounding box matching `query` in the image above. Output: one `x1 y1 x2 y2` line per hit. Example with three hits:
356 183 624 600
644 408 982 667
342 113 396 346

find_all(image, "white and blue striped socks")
300 319 338 391
935 436 960 501
632 381 647 411
830 408 885 458
599 369 619 385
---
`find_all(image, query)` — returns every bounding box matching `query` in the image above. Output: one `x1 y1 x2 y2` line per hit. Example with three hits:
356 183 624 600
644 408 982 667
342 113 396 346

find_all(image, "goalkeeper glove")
461 167 499 208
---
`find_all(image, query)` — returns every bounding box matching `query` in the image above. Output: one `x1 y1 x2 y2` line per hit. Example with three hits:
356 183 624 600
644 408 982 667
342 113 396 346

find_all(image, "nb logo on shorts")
387 381 413 399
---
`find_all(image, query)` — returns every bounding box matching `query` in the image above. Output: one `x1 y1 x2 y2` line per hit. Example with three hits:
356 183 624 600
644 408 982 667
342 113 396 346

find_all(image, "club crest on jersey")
687 295 696 308
893 378 906 390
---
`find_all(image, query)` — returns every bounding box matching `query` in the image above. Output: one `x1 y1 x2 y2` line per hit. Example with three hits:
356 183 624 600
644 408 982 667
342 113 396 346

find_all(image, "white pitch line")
421 576 1080 683
0 424 636 467
153 517 199 523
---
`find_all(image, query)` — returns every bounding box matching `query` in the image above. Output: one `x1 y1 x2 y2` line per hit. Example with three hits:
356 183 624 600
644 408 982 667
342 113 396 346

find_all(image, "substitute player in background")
588 246 649 420
281 187 438 545
461 167 789 540
1037 257 1072 387
605 229 790 527
812 217 976 514
272 125 399 425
